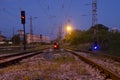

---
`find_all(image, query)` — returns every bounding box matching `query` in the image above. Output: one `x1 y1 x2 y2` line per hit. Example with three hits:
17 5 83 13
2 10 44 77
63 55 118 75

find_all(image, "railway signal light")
21 11 25 24
53 42 59 49
93 42 99 50
20 10 26 50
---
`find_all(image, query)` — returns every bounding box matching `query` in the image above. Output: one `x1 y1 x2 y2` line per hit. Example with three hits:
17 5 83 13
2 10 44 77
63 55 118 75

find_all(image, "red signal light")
21 11 25 24
21 16 25 19
53 43 59 49
54 45 57 48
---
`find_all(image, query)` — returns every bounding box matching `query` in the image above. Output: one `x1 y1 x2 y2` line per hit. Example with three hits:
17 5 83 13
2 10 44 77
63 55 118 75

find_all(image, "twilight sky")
0 0 120 39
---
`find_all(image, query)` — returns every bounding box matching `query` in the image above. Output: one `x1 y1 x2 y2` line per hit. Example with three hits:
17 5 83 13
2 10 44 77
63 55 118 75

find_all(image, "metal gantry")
92 0 97 27
92 0 98 46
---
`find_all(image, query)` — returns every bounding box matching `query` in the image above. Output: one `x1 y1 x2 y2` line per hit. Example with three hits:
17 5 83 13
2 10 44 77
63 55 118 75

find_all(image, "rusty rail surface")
0 47 49 68
66 49 120 80
71 48 120 62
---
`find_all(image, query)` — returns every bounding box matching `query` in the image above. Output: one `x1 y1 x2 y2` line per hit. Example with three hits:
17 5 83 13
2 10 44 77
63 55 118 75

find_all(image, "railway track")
66 49 120 80
74 49 120 76
0 47 119 79
0 48 49 68
0 50 37 60
75 49 120 62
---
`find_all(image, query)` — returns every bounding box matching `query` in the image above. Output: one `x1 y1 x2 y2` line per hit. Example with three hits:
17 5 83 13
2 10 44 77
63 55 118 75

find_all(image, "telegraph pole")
30 16 33 44
23 24 26 50
58 24 62 43
29 16 38 44
13 27 15 44
0 31 1 35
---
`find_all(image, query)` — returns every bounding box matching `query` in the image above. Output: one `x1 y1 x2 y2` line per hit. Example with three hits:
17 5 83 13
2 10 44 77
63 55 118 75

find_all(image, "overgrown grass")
64 43 120 57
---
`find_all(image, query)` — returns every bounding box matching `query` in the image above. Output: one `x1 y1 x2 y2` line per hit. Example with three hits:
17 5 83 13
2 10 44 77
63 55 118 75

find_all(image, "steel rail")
66 49 120 80
71 49 120 62
0 51 42 68
0 50 36 60
0 48 49 68
0 47 50 60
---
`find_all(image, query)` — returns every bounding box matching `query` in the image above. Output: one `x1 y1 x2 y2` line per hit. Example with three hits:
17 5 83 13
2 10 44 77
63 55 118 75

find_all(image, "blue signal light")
93 43 99 51
94 46 98 50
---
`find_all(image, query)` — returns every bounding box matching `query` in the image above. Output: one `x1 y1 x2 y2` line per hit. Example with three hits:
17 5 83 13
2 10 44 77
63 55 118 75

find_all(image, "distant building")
18 30 24 38
26 33 50 44
0 34 6 44
110 27 119 33
17 29 51 44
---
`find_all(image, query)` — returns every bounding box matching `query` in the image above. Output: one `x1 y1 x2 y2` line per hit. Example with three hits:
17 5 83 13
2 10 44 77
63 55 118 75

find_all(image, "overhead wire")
36 0 50 17
46 0 57 37
0 7 22 37
1 8 18 18
35 0 73 38
58 0 73 24
0 8 20 25
35 0 51 37
65 0 72 21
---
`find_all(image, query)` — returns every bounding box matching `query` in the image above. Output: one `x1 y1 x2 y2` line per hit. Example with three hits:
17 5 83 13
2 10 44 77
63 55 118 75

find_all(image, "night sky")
0 0 120 39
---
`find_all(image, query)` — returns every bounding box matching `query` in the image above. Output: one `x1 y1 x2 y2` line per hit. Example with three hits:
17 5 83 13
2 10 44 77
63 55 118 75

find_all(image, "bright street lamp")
66 25 72 34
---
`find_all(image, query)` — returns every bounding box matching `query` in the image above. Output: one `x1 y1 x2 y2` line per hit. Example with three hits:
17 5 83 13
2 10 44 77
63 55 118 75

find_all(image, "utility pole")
0 31 1 35
23 24 26 50
30 16 33 44
92 0 98 44
29 16 38 44
13 27 15 44
58 24 62 43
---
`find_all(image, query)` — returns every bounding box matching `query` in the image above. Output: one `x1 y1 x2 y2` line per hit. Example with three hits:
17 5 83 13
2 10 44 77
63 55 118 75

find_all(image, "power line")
1 8 18 18
37 0 50 17
61 0 72 20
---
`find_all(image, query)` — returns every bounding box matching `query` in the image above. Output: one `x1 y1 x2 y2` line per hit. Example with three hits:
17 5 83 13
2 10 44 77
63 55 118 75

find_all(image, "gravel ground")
76 51 120 76
0 49 107 80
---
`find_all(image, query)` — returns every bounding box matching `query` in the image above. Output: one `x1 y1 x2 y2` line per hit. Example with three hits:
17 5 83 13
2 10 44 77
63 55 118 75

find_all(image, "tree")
64 29 92 45
90 24 109 31
12 34 20 45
